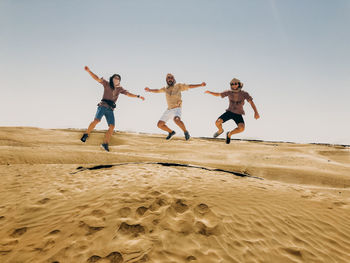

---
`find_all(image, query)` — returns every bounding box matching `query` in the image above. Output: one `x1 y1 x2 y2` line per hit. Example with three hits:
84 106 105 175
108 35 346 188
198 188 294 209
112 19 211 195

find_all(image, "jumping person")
205 78 260 144
145 73 206 140
80 66 145 152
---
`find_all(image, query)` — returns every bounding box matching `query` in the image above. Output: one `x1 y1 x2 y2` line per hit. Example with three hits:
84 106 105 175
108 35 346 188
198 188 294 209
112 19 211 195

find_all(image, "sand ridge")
0 127 350 262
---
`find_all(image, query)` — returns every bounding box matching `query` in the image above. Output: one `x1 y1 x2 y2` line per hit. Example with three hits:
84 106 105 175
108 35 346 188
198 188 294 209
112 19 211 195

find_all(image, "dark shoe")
213 130 224 138
101 143 110 152
226 132 231 144
184 131 190 141
166 131 176 140
81 133 88 142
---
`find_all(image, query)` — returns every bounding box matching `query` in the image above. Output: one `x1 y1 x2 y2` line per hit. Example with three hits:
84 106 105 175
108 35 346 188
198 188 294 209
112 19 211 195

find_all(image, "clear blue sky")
1 0 349 144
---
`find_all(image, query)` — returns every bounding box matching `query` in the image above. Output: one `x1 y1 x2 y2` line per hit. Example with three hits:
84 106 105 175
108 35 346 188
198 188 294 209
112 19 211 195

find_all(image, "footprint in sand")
106 252 123 263
79 221 104 235
34 239 56 252
87 255 101 263
187 255 197 261
149 198 168 211
10 227 27 237
194 203 210 215
91 209 106 218
117 222 145 237
171 199 189 214
87 251 123 263
38 198 50 204
194 221 220 236
48 229 61 235
118 207 132 217
150 190 161 196
136 206 148 216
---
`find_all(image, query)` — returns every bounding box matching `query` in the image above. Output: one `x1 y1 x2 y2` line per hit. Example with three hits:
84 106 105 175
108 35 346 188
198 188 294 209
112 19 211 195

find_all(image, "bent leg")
174 116 187 132
86 118 100 134
228 123 245 138
157 120 172 133
103 124 115 144
215 118 224 134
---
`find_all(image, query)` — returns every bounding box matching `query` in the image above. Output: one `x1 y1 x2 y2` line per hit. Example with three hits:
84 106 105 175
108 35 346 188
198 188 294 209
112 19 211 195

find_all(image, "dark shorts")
95 106 115 126
218 111 244 125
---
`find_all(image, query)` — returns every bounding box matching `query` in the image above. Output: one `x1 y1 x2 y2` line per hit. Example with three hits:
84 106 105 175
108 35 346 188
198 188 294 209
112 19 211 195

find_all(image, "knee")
173 116 181 123
237 124 245 132
108 125 115 131
216 119 223 125
93 119 100 125
157 121 165 128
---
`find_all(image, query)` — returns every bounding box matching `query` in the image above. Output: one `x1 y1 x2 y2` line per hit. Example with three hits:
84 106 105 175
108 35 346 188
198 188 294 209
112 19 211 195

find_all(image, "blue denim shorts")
94 106 115 126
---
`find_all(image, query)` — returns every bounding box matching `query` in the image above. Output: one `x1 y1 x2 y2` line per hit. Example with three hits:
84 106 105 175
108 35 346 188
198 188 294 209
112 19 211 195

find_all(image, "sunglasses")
230 83 239 86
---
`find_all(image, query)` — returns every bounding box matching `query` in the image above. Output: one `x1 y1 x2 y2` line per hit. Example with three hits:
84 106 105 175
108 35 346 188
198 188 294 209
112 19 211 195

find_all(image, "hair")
109 74 121 90
238 82 243 88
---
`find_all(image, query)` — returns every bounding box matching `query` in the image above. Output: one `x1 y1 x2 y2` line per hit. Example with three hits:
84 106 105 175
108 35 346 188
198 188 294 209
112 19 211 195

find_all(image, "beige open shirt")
158 83 190 109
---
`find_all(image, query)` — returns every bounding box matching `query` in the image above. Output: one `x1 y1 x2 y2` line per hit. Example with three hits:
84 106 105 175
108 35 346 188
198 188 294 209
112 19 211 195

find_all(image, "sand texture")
0 127 350 263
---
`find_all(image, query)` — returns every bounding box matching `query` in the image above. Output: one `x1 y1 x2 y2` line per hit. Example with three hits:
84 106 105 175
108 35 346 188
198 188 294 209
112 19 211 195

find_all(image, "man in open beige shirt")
145 73 206 140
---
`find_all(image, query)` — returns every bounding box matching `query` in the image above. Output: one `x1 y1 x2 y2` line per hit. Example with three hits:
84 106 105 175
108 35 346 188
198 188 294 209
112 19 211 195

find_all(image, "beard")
167 80 174 86
231 86 242 92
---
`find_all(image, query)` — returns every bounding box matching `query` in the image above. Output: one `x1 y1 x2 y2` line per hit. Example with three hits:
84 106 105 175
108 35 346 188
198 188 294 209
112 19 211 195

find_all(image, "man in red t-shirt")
205 78 260 144
80 66 145 152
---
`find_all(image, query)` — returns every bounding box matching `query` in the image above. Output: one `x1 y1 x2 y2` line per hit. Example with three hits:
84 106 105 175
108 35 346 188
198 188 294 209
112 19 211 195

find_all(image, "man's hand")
144 87 150 92
205 90 210 94
84 66 90 72
254 112 260 119
139 96 145 101
201 82 206 87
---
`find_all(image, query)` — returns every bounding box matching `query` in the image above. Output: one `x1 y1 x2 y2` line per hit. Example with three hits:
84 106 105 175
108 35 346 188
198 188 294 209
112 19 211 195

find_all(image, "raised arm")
144 87 163 93
125 91 145 101
188 82 206 89
84 66 102 83
205 90 221 97
248 100 260 119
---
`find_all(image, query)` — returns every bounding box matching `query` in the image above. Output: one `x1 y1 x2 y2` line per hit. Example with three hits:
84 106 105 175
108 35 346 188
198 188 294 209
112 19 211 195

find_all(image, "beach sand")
0 127 349 263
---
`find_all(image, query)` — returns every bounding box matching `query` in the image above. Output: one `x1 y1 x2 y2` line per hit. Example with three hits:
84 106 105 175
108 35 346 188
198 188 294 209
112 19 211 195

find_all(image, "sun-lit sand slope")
0 127 350 263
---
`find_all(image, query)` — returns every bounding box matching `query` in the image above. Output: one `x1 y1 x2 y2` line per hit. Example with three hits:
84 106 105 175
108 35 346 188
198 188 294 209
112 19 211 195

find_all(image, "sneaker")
226 132 231 144
101 143 110 152
166 131 176 140
184 131 190 141
80 133 88 142
213 130 224 138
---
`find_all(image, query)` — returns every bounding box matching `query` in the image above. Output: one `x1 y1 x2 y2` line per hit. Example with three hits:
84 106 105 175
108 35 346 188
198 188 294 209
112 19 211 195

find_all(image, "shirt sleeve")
244 91 253 101
101 78 109 86
179 83 190 91
158 87 166 93
220 91 230 98
116 86 128 95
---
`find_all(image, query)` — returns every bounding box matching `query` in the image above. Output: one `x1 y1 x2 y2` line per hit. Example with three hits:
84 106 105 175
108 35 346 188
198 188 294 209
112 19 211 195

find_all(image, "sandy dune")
0 127 349 263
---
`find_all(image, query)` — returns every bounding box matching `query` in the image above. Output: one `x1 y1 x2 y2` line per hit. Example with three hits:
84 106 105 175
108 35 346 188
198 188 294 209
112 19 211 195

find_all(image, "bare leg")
228 123 245 138
215 119 224 134
86 119 100 134
103 124 115 144
173 117 187 132
157 120 173 133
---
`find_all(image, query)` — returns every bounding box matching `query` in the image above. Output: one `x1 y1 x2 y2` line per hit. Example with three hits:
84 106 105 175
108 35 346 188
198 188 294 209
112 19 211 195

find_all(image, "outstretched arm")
205 90 221 97
188 82 206 89
144 87 163 93
248 100 260 119
84 66 102 83
125 91 145 101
